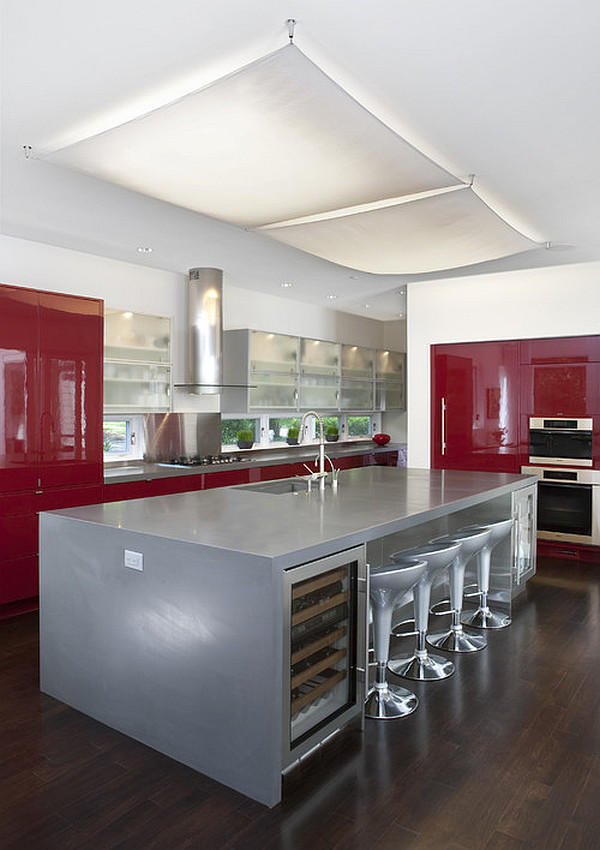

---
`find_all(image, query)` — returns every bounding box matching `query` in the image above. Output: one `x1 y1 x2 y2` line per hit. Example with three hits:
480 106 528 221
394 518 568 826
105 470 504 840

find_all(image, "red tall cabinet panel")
0 284 103 611
38 292 103 488
431 341 521 473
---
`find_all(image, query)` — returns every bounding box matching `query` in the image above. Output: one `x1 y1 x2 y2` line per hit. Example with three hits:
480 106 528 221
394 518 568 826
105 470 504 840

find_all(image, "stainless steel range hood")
180 267 223 395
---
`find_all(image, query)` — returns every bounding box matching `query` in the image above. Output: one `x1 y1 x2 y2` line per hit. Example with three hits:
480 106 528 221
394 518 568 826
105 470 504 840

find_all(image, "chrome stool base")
427 626 487 653
388 652 455 681
461 606 511 630
364 683 419 719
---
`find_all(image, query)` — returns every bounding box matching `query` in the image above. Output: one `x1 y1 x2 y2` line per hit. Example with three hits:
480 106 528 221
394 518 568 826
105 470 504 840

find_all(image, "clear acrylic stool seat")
365 558 426 720
460 518 514 630
427 527 492 652
387 541 461 681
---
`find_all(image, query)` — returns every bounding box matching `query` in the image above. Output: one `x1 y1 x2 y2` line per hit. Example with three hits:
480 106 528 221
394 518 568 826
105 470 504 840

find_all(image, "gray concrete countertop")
57 466 534 568
103 440 405 483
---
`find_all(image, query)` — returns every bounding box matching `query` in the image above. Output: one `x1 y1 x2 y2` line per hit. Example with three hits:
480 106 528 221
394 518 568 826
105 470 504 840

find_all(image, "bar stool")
427 527 492 652
365 557 427 719
460 518 514 630
387 541 461 681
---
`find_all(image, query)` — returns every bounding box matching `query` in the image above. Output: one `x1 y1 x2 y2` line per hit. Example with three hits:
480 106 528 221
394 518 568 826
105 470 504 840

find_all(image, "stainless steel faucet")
299 410 327 487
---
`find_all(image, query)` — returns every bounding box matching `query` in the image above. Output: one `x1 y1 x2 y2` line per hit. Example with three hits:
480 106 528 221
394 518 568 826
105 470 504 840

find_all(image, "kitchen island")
39 466 536 807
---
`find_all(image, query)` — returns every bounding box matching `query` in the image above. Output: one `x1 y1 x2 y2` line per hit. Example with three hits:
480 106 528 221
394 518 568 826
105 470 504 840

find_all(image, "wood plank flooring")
1 556 600 849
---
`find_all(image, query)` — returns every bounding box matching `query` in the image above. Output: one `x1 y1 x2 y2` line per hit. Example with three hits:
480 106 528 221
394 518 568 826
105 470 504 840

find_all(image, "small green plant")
236 429 254 442
287 426 299 439
326 424 339 437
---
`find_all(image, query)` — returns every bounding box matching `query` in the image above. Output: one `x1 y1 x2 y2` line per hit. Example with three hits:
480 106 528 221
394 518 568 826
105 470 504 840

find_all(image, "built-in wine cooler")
282 545 367 771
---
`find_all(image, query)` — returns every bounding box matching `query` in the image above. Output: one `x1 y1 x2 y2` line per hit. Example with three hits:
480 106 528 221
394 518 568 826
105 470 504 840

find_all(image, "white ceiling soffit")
45 43 537 274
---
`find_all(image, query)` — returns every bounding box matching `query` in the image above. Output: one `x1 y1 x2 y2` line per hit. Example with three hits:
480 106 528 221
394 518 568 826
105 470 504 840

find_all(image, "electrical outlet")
124 549 144 571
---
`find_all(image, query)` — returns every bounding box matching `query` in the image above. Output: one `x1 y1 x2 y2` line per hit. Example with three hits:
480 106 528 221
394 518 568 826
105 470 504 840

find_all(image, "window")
269 417 301 443
347 416 372 437
103 417 144 460
221 417 260 447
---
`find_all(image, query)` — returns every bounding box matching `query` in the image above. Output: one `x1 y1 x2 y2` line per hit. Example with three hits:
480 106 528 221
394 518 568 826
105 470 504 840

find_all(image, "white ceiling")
3 0 600 320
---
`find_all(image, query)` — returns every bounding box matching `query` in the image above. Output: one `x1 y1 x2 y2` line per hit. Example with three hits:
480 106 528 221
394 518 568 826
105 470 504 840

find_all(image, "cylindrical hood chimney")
188 268 223 394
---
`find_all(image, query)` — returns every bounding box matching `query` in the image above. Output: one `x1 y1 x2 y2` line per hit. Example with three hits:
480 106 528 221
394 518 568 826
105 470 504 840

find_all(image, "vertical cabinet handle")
441 396 447 456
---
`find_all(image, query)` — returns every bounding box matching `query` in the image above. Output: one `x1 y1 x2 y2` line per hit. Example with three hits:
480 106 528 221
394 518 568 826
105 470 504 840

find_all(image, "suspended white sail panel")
46 45 460 228
257 187 537 274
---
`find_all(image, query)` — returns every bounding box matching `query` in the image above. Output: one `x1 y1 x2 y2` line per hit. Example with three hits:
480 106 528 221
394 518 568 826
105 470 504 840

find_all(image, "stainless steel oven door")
528 417 593 467
522 465 600 546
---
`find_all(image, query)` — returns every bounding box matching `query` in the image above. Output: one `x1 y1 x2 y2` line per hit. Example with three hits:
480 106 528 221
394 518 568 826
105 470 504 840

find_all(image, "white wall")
408 261 600 467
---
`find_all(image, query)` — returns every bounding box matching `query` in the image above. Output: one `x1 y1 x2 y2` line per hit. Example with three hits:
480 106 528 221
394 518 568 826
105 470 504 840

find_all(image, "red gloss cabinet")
0 283 103 611
431 341 521 473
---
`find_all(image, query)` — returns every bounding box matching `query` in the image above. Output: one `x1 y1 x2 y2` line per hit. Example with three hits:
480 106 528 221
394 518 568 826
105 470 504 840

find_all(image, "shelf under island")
39 466 536 807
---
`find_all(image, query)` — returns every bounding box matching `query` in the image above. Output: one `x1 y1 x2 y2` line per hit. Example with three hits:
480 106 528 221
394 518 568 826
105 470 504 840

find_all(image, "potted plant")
326 424 339 442
286 425 299 446
236 429 254 449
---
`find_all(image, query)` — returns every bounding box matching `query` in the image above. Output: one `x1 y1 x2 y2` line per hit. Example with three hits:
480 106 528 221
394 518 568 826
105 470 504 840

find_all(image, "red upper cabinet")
520 336 600 364
431 341 521 473
0 286 39 493
519 336 600 417
37 292 103 488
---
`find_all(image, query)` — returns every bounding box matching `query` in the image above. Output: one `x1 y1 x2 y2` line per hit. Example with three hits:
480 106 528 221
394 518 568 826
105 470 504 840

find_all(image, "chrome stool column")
427 527 492 652
365 558 426 720
387 541 461 681
460 518 514 630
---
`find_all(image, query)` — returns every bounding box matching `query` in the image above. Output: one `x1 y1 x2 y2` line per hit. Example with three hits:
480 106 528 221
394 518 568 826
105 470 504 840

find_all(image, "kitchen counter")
103 440 406 483
39 466 536 807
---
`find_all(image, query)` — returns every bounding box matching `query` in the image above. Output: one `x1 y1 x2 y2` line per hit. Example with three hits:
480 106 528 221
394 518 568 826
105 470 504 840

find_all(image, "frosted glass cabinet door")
341 345 374 378
300 339 340 376
104 363 171 411
340 380 373 410
375 381 405 410
105 310 171 363
249 373 298 409
299 375 339 409
376 350 405 380
250 332 298 374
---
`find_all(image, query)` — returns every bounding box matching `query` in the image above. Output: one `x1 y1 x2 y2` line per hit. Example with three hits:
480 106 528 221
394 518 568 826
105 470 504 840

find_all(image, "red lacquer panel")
0 286 38 493
431 341 521 473
38 292 103 488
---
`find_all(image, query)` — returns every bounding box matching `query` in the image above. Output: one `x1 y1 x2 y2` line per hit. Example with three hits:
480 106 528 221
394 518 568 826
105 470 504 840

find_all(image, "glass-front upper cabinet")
340 379 373 411
341 345 374 379
300 339 340 377
376 350 405 381
375 349 406 411
105 310 170 363
104 310 172 413
250 332 298 374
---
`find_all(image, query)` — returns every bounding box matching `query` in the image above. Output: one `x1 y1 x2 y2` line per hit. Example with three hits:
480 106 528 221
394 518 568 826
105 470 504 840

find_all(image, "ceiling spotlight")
137 246 153 253
280 282 293 288
326 294 337 300
364 303 372 308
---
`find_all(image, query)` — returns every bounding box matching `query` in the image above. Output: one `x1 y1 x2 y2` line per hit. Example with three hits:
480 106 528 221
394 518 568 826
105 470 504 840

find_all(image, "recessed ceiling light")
281 281 293 288
137 246 153 253
326 294 337 300
364 303 372 308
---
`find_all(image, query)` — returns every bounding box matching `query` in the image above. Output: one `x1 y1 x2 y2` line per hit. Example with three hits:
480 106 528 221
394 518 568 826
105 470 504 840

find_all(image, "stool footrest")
390 618 418 639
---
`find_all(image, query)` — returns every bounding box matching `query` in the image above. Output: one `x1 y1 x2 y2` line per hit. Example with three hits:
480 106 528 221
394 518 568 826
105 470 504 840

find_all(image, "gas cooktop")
157 454 247 468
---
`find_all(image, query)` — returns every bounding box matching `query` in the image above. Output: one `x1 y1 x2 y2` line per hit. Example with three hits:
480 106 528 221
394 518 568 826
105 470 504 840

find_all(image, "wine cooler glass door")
282 545 367 770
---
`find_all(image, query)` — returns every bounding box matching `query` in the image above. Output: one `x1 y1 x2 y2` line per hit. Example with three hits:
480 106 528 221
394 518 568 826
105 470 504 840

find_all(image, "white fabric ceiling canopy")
257 185 536 274
46 43 537 274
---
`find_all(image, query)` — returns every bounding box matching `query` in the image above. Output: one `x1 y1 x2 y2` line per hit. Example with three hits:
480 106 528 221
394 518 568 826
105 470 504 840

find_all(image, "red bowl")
372 433 391 446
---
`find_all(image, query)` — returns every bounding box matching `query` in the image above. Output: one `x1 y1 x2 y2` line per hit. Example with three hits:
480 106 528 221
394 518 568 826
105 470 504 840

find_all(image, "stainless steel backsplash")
142 413 222 461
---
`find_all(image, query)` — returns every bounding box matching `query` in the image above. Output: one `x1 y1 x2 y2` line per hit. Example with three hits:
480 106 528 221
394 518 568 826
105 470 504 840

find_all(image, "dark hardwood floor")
2 556 600 849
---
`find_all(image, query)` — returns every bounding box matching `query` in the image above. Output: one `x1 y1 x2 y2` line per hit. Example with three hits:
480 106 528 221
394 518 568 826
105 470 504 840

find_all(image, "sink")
237 477 323 495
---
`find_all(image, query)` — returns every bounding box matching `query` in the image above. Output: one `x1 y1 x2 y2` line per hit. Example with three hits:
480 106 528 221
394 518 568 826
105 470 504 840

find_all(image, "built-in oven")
521 465 600 546
528 417 593 467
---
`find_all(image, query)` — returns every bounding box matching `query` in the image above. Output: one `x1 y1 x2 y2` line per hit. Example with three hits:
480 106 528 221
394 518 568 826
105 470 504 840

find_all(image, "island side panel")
39 514 284 807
